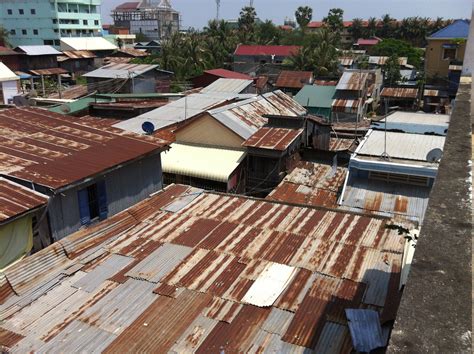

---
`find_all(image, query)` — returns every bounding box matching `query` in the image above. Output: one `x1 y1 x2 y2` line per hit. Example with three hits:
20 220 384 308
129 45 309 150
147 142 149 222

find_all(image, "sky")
101 0 472 28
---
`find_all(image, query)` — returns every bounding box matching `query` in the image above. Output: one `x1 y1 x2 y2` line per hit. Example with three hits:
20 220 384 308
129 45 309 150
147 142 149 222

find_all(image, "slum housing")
0 16 468 354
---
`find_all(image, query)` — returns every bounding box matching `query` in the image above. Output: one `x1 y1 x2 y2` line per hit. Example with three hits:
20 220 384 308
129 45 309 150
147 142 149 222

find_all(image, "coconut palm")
295 6 313 32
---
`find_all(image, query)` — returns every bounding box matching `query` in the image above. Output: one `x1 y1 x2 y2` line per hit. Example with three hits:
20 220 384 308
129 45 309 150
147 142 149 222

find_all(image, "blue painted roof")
428 19 470 39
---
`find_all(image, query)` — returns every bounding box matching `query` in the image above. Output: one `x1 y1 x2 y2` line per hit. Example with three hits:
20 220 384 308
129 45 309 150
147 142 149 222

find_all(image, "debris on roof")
243 127 303 151
0 178 48 224
0 183 405 352
267 161 347 208
0 107 168 190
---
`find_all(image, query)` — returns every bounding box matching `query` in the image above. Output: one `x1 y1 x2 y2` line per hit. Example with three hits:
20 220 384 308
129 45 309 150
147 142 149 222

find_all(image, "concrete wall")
425 39 467 78
47 153 163 241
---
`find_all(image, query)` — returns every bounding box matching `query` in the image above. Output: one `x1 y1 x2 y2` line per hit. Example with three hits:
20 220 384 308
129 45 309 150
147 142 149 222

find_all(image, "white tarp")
2 80 19 104
242 263 297 307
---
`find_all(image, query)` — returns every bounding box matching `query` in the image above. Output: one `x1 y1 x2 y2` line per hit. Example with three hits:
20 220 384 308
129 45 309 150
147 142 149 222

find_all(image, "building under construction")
112 0 180 41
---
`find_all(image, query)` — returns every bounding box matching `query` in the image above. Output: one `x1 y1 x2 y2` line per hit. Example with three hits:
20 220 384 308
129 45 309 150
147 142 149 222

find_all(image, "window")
83 19 88 25
54 40 60 46
7 9 12 15
10 29 15 35
22 29 27 35
19 9 24 15
54 29 58 33
31 9 36 15
443 48 457 60
94 20 99 25
52 19 57 24
44 40 54 45
78 181 108 225
33 29 38 35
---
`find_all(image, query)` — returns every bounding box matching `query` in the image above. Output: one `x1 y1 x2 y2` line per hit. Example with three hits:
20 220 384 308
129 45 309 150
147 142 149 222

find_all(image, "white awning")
161 143 246 183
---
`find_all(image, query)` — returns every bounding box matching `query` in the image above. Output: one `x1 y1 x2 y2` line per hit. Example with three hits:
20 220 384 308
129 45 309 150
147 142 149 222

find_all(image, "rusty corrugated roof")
30 68 68 76
332 98 361 113
49 85 88 100
275 71 313 89
0 107 169 190
380 87 419 99
243 127 303 151
0 184 405 353
61 50 96 59
267 161 347 208
0 178 48 223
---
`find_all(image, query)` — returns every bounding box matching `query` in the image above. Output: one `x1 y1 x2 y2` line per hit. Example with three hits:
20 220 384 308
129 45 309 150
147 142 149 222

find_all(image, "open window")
442 44 458 60
78 180 108 225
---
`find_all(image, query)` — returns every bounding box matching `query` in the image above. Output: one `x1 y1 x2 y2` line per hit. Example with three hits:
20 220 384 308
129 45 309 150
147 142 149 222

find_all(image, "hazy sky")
101 0 472 28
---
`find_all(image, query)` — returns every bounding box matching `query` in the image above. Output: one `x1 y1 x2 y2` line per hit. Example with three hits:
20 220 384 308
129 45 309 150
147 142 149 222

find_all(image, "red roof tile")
357 38 381 46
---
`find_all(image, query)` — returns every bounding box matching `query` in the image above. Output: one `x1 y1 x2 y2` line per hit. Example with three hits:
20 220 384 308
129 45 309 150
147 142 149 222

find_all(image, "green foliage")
238 6 257 42
384 54 402 84
295 6 313 31
135 32 148 43
370 38 423 68
256 20 282 45
115 37 123 49
0 26 10 47
323 8 344 43
130 55 160 65
349 18 364 41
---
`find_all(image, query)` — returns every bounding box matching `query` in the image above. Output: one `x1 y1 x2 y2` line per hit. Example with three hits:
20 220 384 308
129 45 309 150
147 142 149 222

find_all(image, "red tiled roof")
234 45 300 57
204 69 252 80
275 70 313 89
114 1 140 11
308 21 324 28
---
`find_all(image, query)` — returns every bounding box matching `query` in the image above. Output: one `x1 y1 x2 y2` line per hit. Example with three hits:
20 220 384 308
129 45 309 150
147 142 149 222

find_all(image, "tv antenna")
426 148 443 163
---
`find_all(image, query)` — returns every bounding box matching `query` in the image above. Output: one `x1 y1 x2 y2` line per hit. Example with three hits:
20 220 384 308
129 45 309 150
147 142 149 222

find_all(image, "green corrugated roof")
48 97 109 115
294 85 336 108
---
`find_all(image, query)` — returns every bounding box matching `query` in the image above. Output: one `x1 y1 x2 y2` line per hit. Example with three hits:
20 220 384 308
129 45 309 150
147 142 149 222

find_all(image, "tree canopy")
370 38 424 68
295 6 313 31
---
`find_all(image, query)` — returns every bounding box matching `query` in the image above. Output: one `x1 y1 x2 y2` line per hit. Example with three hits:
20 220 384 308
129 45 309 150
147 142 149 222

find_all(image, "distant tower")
250 0 254 7
216 0 220 20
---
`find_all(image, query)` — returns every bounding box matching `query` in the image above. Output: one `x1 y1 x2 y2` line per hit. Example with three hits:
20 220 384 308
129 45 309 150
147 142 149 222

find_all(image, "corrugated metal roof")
295 84 336 108
243 127 303 151
380 87 418 99
60 37 118 51
332 98 361 113
0 178 48 224
0 107 168 189
368 56 408 66
356 130 446 162
346 309 385 352
161 143 246 182
15 45 61 56
83 63 158 79
340 175 431 224
336 71 369 91
30 68 68 76
0 184 406 353
114 92 239 134
204 69 253 80
267 161 347 208
275 71 313 89
338 57 354 66
428 19 470 39
372 111 450 135
61 50 96 59
207 90 305 140
115 48 148 57
200 78 253 94
0 62 19 82
423 89 448 97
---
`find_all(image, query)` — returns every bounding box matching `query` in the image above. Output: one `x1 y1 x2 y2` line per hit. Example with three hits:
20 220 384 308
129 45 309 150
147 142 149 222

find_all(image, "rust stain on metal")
275 70 313 89
394 196 409 213
243 127 303 151
381 87 418 99
0 328 24 349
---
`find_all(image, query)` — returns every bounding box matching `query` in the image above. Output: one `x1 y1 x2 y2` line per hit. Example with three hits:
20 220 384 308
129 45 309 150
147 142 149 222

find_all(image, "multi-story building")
111 0 180 41
0 0 102 47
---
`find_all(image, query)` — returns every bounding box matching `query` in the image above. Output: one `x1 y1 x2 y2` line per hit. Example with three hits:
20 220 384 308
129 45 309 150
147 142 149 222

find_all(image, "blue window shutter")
78 188 90 225
97 180 108 220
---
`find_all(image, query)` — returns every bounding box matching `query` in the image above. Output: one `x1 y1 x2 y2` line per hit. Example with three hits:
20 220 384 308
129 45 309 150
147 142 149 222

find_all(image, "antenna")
426 148 443 163
250 0 254 7
215 0 220 20
142 121 155 135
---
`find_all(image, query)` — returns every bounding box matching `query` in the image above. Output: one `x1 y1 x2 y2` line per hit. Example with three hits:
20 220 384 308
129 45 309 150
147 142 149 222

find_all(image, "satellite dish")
60 104 71 113
142 121 155 135
426 148 443 162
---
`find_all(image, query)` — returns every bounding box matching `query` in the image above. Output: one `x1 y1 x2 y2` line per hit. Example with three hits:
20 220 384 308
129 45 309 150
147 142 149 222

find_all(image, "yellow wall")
425 39 466 78
175 113 244 149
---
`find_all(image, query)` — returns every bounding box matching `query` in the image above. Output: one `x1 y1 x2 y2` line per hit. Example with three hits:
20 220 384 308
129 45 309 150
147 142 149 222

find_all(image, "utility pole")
216 0 220 20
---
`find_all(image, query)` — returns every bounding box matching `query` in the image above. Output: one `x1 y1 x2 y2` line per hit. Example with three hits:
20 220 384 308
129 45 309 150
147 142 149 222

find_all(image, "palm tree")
380 14 394 38
349 18 364 41
295 6 313 33
366 17 378 37
285 46 314 71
